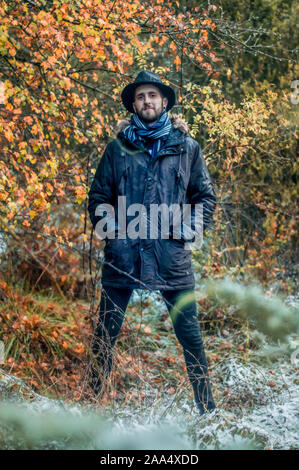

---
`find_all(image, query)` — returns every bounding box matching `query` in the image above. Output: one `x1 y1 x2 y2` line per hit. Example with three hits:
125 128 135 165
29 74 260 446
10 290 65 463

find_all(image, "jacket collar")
116 114 188 157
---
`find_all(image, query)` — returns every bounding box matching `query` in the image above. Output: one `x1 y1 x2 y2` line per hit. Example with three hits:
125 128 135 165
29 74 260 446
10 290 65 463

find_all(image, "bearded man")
88 70 217 415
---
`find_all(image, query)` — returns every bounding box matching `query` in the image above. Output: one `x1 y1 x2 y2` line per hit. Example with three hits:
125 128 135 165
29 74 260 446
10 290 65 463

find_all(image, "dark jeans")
90 286 216 413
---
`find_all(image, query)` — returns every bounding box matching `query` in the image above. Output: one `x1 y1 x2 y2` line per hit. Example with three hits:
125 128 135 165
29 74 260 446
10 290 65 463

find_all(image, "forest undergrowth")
0 271 298 450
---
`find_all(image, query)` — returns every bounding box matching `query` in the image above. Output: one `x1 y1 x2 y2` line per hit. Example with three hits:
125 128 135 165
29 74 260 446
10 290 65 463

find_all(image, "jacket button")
140 247 144 251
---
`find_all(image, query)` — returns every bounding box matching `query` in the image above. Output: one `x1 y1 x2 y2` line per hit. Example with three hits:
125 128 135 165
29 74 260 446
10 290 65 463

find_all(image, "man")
87 70 217 414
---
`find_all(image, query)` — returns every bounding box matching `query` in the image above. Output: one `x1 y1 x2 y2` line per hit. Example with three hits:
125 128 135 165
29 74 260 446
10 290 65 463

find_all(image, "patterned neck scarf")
123 110 172 157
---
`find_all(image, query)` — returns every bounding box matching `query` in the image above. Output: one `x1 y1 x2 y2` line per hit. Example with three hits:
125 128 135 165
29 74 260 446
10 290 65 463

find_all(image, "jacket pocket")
157 238 191 279
104 238 133 274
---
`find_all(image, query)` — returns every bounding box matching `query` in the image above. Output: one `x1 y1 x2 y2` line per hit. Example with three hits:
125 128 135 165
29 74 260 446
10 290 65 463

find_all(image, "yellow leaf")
29 210 37 219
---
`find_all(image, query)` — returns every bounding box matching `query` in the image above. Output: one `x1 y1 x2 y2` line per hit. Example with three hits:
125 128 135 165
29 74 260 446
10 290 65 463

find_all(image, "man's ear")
132 103 136 112
163 97 168 110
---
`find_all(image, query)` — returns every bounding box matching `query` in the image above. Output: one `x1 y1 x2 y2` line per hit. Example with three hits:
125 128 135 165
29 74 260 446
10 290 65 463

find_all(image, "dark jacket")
88 114 217 291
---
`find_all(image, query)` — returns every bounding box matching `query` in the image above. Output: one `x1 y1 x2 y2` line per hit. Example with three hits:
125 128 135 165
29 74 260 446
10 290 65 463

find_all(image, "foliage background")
0 0 298 428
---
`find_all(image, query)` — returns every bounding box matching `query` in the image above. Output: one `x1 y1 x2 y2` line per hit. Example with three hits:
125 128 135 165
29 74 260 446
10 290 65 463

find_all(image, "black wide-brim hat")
121 70 176 113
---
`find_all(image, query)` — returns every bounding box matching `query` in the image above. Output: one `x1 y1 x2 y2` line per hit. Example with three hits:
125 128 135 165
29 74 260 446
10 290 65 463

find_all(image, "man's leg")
160 288 216 414
90 286 133 395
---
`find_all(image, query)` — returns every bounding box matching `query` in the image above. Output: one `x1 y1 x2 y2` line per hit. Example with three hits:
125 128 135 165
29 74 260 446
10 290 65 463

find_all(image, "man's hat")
121 70 176 113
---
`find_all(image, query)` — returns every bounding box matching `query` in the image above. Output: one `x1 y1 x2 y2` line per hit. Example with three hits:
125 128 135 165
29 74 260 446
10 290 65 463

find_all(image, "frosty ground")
0 289 298 450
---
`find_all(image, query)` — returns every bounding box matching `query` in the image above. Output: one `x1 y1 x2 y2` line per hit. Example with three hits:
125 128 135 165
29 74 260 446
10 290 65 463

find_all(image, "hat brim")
121 81 176 113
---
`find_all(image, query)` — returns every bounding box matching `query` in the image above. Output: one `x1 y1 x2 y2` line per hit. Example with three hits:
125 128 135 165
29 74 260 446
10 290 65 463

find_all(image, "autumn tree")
0 0 297 298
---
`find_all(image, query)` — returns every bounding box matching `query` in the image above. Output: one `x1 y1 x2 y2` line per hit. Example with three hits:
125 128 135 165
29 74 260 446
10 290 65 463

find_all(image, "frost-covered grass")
0 353 298 450
0 279 298 450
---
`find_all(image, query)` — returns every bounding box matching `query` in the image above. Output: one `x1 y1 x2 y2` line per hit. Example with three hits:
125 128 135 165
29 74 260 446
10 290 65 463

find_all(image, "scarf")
123 110 172 157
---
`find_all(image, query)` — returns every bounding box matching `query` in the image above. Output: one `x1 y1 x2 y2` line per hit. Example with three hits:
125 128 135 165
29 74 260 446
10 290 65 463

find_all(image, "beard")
136 105 164 125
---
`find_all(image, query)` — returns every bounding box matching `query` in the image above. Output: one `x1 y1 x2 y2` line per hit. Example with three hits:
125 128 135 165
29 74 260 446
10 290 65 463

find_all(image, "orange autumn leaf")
4 127 13 142
173 55 181 71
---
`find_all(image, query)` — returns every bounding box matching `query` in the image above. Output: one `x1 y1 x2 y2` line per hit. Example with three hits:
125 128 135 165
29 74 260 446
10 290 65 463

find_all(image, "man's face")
132 85 168 125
